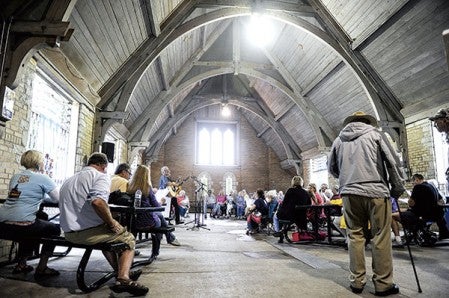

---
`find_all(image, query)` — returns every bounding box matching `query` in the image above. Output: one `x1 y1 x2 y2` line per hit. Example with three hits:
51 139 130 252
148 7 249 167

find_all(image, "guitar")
167 176 190 197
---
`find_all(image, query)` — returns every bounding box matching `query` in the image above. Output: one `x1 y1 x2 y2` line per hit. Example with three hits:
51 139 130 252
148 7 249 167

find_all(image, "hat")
429 108 448 121
343 111 378 127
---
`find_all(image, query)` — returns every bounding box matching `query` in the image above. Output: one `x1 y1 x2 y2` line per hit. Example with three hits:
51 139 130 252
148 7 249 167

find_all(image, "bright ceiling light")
246 14 275 47
221 104 231 117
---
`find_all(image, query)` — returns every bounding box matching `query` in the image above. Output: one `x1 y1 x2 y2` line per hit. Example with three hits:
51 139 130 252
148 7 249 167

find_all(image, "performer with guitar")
159 166 184 224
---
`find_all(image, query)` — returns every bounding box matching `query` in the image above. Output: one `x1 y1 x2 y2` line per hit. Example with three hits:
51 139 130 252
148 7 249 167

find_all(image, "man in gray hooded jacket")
328 111 405 296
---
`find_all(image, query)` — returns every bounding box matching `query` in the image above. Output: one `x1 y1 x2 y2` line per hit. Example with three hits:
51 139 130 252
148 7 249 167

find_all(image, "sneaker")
111 279 149 296
375 284 399 296
169 239 181 246
392 238 403 247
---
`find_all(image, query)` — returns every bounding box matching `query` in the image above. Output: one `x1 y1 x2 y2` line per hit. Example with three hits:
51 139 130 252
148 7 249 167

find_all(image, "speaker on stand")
101 142 115 162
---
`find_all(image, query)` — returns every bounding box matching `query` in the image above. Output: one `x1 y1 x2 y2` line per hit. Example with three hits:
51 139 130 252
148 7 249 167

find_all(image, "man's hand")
109 219 123 234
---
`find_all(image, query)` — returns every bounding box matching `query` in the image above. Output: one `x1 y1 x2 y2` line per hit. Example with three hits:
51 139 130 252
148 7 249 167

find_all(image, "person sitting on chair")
0 150 60 276
246 189 269 235
110 163 132 192
400 173 449 240
59 153 148 296
129 165 180 255
273 176 311 236
176 190 190 219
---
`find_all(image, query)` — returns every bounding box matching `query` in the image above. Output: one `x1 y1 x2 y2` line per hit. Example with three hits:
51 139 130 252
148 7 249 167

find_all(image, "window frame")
195 120 239 166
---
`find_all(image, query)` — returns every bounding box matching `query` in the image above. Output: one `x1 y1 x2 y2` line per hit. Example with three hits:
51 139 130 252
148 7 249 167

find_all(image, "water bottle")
134 189 142 208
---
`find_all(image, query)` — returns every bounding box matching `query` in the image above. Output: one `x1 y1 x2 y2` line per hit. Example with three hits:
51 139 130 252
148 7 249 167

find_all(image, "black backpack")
108 190 134 206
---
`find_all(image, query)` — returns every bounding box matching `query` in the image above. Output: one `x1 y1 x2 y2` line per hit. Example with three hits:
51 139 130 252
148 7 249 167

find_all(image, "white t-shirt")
59 166 110 232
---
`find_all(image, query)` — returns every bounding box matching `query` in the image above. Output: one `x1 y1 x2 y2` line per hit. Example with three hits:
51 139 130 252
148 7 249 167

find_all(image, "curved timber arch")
144 97 301 173
104 6 388 130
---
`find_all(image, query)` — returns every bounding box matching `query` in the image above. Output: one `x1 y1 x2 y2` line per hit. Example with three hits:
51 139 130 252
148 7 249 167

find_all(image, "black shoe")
350 285 364 294
375 284 400 296
273 232 282 237
176 221 184 225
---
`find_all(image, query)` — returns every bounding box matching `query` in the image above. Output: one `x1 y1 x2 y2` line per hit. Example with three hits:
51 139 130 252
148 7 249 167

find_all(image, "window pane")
223 129 234 165
198 128 210 164
211 129 223 165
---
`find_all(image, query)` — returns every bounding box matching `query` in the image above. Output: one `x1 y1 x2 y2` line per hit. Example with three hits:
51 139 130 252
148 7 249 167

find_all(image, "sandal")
129 269 142 281
12 264 34 274
34 267 60 278
111 278 149 296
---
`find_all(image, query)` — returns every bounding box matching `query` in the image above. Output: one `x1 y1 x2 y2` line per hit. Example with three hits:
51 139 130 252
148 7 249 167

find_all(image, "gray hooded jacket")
328 122 405 198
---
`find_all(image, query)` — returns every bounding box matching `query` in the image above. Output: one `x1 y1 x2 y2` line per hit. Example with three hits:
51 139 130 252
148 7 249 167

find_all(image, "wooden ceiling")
1 0 449 170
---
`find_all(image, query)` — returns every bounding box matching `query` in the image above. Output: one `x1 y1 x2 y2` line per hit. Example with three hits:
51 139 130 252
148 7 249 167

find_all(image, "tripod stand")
186 179 210 231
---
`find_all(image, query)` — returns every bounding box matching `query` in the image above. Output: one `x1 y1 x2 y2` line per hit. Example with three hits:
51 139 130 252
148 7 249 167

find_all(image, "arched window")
196 121 238 166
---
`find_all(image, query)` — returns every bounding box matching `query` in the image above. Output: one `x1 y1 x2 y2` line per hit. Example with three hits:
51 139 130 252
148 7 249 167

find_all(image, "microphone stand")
186 177 210 231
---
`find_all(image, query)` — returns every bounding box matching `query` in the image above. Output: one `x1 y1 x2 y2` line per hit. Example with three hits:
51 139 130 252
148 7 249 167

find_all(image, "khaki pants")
343 195 393 292
64 224 135 250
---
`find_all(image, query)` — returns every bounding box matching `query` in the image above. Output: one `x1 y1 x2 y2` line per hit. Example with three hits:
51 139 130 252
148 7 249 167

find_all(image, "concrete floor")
0 216 448 297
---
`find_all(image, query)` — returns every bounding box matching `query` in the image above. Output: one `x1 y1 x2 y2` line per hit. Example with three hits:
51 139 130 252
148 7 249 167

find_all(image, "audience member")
390 197 403 246
205 189 216 216
110 163 132 192
0 150 60 276
128 165 180 254
266 190 278 223
400 174 449 240
176 190 190 219
235 191 246 219
328 111 404 296
246 189 269 235
59 153 148 296
225 192 236 218
212 191 226 218
273 176 311 235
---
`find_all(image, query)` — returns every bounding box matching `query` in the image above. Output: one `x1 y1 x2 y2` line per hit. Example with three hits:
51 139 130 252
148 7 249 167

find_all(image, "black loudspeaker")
101 142 115 162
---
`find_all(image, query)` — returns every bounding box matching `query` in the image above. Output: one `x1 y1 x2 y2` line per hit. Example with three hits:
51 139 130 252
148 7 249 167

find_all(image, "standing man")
429 108 449 195
328 111 405 296
159 166 183 224
59 153 148 296
110 163 132 192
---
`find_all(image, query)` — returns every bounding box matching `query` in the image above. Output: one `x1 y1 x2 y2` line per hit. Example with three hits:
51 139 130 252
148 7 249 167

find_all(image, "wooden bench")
1 235 129 293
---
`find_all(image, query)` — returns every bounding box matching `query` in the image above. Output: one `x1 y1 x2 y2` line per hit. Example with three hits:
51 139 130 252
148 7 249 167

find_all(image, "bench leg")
77 248 116 293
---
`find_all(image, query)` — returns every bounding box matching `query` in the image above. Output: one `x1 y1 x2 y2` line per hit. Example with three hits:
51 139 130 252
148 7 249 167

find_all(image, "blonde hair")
21 150 43 170
128 165 152 198
291 176 304 187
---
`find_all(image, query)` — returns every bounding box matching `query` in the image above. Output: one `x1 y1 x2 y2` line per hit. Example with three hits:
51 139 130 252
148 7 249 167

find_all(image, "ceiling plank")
308 0 403 123
261 47 337 143
97 0 197 107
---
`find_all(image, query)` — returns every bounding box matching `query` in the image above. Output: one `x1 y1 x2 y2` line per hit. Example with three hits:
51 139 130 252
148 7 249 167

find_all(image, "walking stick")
394 197 422 293
376 140 422 293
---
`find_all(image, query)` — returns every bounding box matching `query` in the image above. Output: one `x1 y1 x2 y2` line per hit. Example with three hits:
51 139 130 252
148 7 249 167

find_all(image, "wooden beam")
261 47 336 143
308 0 403 122
140 0 161 37
257 126 270 138
197 0 315 17
97 0 197 106
232 19 240 75
274 102 295 121
156 56 170 90
444 29 449 70
11 20 70 36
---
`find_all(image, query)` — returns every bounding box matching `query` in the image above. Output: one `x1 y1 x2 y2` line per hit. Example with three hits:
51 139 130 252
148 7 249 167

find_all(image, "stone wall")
0 58 36 197
406 119 436 179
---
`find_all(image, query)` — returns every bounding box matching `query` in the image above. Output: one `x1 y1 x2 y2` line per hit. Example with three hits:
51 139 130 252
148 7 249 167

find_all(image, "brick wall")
148 113 293 202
